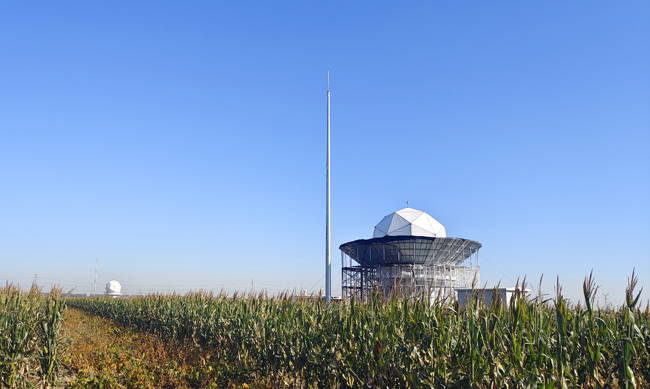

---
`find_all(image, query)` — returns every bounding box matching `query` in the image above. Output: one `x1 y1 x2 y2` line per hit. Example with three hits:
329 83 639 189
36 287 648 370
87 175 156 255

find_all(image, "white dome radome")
105 280 122 295
373 207 446 238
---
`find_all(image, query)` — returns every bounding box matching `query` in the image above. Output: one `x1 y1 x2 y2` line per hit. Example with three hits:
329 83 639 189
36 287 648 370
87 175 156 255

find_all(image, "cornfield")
0 284 65 389
68 272 649 388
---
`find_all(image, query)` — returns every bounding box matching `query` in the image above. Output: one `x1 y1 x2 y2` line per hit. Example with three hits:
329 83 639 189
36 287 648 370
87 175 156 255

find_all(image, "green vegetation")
67 272 649 388
3 275 645 388
0 285 65 389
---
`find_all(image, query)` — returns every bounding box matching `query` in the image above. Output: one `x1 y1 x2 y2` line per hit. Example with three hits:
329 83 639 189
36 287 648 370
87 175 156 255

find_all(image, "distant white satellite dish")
105 280 122 297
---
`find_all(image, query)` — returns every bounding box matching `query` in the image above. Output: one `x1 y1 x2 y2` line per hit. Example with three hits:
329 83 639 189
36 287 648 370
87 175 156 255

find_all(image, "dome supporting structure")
341 236 481 300
342 262 479 301
339 208 481 300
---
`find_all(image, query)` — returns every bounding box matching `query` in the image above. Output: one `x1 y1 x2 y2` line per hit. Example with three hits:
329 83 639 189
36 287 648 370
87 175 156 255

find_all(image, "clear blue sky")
1 2 648 306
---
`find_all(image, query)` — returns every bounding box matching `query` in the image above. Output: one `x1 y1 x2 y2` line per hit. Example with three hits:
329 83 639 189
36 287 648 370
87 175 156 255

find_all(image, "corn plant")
618 270 643 389
68 274 649 388
38 288 64 386
0 284 66 389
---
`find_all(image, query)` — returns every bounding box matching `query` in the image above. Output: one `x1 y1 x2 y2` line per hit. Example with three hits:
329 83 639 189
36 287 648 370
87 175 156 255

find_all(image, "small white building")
456 287 530 309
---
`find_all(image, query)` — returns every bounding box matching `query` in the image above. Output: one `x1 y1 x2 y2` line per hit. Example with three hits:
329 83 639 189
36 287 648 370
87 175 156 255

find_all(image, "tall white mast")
325 72 331 302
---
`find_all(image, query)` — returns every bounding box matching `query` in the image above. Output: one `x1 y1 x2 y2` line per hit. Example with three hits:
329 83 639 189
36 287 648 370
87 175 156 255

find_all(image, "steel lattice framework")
340 236 481 300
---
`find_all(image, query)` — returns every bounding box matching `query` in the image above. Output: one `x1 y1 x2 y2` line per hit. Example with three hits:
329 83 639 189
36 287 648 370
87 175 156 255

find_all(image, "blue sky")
1 2 648 306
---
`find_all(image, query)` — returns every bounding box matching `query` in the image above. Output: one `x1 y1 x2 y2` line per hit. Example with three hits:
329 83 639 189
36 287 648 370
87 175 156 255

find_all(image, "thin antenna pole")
94 259 98 296
326 72 331 302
